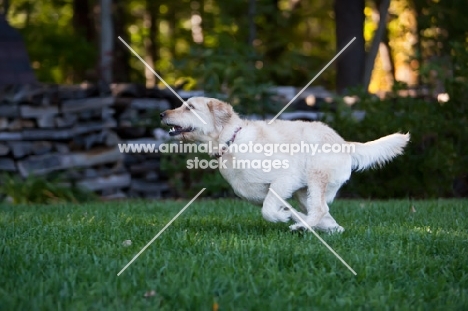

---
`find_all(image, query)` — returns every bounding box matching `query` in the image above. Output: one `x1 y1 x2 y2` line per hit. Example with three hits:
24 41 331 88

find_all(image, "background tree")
73 0 94 42
1 0 9 15
0 13 36 86
100 0 113 87
143 0 158 87
334 0 365 93
113 0 130 82
363 0 390 91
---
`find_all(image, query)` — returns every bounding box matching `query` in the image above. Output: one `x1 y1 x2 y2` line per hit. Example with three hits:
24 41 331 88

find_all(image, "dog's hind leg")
288 170 331 230
325 182 343 203
291 185 344 233
304 170 329 227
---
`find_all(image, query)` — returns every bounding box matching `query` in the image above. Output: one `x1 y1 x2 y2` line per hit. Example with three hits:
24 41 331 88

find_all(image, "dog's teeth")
169 127 175 132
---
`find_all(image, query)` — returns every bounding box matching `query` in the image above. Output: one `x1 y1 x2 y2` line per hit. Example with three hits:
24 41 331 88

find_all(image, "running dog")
160 97 409 232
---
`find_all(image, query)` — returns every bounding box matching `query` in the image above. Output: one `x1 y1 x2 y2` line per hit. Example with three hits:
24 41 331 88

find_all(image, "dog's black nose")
160 112 166 118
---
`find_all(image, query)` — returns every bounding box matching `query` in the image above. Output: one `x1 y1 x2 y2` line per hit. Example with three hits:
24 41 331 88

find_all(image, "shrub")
328 42 468 198
0 174 96 204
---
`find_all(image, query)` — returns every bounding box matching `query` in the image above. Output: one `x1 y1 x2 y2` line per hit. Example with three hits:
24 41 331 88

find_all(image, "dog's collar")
214 127 242 158
225 127 242 147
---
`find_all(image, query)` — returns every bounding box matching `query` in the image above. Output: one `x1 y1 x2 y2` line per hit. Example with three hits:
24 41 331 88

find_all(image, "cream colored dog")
160 97 409 232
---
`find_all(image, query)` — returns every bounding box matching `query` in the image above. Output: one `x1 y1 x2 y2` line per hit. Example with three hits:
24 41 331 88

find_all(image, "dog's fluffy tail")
349 133 410 171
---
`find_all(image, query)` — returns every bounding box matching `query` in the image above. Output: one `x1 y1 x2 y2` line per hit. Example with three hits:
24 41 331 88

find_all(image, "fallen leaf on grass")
144 290 156 298
122 240 132 247
410 206 416 213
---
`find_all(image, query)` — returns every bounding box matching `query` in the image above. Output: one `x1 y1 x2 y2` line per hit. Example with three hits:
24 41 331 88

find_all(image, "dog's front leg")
261 184 296 223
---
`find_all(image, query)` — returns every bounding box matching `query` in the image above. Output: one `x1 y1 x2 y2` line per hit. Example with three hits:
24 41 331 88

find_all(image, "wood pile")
0 84 176 199
111 84 173 199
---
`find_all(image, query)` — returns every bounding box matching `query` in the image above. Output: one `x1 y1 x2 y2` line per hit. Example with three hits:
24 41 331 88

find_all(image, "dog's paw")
324 226 345 234
290 223 345 234
289 223 308 231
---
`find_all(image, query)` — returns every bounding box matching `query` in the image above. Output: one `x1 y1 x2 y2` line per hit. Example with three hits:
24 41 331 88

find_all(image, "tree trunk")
112 0 130 82
25 1 31 27
381 27 396 82
413 1 423 86
148 0 158 61
334 0 365 94
168 7 176 58
100 0 113 86
2 0 9 15
144 0 157 87
363 0 390 91
73 0 94 42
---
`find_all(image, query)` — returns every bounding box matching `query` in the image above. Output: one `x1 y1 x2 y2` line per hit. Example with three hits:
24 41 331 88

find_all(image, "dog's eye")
186 104 195 110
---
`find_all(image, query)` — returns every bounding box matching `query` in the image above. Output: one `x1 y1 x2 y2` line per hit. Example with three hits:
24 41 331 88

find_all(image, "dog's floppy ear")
208 99 233 128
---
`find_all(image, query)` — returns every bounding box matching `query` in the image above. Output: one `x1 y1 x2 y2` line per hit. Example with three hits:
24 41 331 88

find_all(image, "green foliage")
0 173 95 204
411 0 468 90
1 199 468 309
328 77 467 198
413 0 468 57
7 0 96 83
6 0 336 86
446 41 468 100
5 0 467 90
321 38 468 198
181 42 280 115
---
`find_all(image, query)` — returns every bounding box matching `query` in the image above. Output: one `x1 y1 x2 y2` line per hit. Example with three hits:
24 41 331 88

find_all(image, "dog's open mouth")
167 124 194 136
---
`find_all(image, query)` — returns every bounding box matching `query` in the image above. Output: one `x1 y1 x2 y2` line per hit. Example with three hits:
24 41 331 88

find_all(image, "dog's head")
160 97 235 142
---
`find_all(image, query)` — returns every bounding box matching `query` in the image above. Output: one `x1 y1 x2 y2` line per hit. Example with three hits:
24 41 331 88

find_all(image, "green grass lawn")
1 199 467 310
